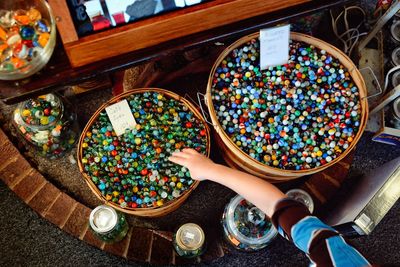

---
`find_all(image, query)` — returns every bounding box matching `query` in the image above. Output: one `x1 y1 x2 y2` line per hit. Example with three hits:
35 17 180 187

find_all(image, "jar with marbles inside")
221 194 278 251
13 93 79 158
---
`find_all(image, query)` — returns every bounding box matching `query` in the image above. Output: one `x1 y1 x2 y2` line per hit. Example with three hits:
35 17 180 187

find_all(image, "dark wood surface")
0 0 352 104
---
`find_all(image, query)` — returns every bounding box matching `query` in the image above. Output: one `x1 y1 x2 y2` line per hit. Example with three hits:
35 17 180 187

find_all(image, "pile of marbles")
81 92 208 209
211 39 362 170
0 7 51 71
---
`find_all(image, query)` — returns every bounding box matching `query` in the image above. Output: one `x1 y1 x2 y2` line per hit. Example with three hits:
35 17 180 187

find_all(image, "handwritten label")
260 25 290 70
105 99 136 136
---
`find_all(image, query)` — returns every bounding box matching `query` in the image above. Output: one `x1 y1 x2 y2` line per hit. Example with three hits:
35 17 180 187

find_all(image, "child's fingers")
172 150 191 159
182 148 198 155
168 155 187 166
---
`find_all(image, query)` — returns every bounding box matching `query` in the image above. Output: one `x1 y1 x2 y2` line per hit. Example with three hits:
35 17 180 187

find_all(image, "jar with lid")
89 205 129 243
389 97 400 129
221 194 278 251
12 93 79 158
173 223 205 258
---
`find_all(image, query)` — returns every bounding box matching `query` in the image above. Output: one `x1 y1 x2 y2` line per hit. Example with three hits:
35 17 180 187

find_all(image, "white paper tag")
260 25 290 70
105 99 137 136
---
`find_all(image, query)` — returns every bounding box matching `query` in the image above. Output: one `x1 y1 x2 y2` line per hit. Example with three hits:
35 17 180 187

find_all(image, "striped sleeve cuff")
271 198 311 241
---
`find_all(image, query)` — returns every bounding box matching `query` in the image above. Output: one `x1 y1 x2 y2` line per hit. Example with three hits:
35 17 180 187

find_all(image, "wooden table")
0 0 352 104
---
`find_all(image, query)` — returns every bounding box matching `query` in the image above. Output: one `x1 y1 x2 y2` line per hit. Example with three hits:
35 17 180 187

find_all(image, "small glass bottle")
221 195 277 251
286 188 315 213
173 223 205 258
389 97 400 129
89 205 129 243
13 93 79 158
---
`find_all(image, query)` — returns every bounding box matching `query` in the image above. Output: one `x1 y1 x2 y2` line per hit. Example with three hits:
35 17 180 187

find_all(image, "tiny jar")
389 97 400 129
12 93 79 158
391 47 400 67
392 70 400 89
89 205 129 243
173 223 205 258
286 189 315 213
391 20 400 44
221 195 277 251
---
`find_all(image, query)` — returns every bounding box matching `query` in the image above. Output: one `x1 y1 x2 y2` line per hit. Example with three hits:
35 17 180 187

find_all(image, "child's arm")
169 148 371 267
169 148 285 217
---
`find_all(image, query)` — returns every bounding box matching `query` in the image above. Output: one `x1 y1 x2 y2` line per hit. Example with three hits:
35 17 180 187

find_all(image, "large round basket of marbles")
78 88 210 217
206 32 368 182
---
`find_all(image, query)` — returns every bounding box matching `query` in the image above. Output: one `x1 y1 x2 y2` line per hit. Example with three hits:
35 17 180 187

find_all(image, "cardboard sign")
260 25 290 70
105 99 136 136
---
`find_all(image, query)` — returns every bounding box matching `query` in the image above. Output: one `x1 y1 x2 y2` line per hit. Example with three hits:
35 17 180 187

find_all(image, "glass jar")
221 194 277 251
286 188 314 213
173 223 205 258
389 97 400 129
89 205 129 243
13 93 79 158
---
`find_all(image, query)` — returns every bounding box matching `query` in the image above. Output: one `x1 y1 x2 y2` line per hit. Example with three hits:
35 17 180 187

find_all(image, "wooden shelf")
0 0 352 104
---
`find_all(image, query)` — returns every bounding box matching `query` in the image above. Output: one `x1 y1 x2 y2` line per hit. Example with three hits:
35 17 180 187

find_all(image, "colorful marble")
211 39 361 170
81 92 208 209
0 7 51 71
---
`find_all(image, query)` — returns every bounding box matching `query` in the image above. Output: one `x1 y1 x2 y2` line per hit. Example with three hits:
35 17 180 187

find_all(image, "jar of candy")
13 93 79 158
221 195 277 251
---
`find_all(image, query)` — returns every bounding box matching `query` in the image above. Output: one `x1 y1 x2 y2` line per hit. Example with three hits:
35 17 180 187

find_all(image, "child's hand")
168 148 215 181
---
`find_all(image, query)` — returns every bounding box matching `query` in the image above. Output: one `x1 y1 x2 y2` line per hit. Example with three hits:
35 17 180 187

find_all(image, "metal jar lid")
392 71 400 88
391 47 400 66
286 189 314 213
175 223 205 251
393 97 400 120
391 21 400 43
89 205 118 233
224 195 277 247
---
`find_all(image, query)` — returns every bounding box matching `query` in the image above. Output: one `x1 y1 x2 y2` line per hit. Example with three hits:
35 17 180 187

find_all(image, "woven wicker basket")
77 88 211 217
206 32 368 182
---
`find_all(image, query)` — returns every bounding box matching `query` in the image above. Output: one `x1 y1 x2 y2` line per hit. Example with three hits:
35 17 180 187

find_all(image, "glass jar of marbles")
173 223 205 258
89 205 129 243
221 194 278 251
13 93 79 158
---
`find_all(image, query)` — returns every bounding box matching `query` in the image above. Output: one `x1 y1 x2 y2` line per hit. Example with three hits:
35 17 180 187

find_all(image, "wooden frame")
48 0 311 67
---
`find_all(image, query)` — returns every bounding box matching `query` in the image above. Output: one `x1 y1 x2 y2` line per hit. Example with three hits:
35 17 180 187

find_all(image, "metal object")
173 223 205 258
286 189 315 213
392 47 400 67
358 0 400 52
89 205 129 243
391 70 400 88
370 85 400 115
389 97 400 129
324 157 400 236
391 20 400 43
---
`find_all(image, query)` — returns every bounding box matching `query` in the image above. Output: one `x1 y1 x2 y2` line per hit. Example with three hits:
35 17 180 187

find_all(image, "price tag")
105 99 136 136
260 25 290 70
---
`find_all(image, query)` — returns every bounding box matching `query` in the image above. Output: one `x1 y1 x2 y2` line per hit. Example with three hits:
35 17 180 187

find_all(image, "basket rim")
77 88 211 213
206 32 368 175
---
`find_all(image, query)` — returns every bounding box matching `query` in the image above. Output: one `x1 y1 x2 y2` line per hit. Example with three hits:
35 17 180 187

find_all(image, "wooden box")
48 0 311 67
